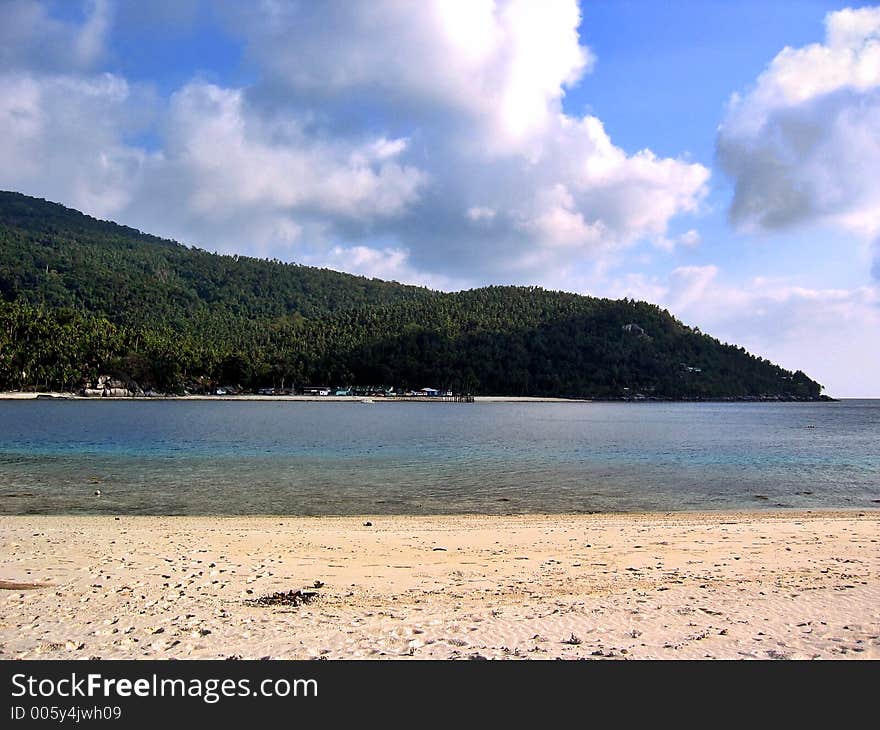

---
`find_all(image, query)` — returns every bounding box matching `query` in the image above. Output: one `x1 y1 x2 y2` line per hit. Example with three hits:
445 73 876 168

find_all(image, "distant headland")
0 191 827 401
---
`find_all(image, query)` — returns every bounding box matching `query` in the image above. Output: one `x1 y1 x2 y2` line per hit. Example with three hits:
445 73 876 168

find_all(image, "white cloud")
666 264 720 311
302 245 471 292
517 184 606 249
0 0 111 72
0 71 153 218
718 6 880 244
651 228 702 253
227 0 592 153
0 72 427 255
309 245 411 281
162 82 426 222
678 229 701 247
466 206 496 222
207 1 708 275
0 0 708 279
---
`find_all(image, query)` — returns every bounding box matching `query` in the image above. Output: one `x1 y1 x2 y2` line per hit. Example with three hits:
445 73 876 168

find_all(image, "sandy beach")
1 511 877 660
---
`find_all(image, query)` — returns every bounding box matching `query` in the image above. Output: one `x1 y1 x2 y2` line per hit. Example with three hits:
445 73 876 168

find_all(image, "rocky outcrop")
80 375 143 397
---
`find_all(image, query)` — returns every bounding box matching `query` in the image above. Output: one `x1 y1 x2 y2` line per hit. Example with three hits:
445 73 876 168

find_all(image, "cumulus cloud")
0 0 708 281
237 0 708 280
718 6 880 240
162 82 425 221
224 0 593 152
0 0 111 73
120 80 429 258
0 71 426 256
0 70 155 218
301 245 469 292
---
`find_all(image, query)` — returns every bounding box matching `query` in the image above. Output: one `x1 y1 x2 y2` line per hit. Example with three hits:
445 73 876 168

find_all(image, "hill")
0 191 825 399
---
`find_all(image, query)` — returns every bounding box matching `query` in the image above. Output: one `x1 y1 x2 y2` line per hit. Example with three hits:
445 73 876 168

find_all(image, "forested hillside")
0 191 825 399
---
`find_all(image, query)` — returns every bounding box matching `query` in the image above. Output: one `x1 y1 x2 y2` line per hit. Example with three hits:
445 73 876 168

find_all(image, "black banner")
0 659 871 725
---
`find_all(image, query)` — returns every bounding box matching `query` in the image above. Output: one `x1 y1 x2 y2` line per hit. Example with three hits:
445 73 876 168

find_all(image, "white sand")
1 511 877 659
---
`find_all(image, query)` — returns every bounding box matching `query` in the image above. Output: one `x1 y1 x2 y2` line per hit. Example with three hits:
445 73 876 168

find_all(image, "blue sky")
1 1 879 395
576 0 868 289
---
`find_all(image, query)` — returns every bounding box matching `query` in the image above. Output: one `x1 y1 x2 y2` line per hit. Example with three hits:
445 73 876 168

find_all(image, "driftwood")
0 580 53 590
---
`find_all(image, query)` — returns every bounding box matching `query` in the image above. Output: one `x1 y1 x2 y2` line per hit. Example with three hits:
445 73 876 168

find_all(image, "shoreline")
0 391 585 403
0 391 843 403
2 510 877 659
3 508 876 519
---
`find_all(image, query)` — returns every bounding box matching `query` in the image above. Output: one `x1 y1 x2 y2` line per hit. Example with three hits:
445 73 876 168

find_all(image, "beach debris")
312 580 325 589
0 580 53 590
247 589 319 607
432 547 447 551
94 490 101 496
766 649 790 659
363 521 373 527
753 495 769 500
1 492 35 498
562 633 582 645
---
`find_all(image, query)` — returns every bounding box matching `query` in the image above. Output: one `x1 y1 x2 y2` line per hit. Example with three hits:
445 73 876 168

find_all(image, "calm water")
0 400 878 515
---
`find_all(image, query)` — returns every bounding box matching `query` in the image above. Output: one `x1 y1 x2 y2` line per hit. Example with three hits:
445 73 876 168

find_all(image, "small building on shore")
301 386 331 396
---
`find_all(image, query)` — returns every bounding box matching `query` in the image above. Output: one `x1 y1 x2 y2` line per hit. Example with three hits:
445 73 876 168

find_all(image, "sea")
0 399 877 515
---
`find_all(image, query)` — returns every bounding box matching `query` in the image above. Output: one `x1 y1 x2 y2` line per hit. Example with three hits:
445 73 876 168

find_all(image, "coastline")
2 510 877 660
0 391 587 403
0 391 841 403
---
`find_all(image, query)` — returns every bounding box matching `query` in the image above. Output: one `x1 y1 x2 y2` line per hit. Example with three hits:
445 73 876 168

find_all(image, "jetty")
388 394 474 403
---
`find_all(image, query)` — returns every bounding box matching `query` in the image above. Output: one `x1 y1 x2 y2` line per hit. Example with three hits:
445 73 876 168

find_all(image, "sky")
1 1 879 396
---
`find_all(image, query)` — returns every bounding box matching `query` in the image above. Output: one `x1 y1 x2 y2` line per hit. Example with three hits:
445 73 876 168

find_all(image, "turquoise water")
0 400 878 514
